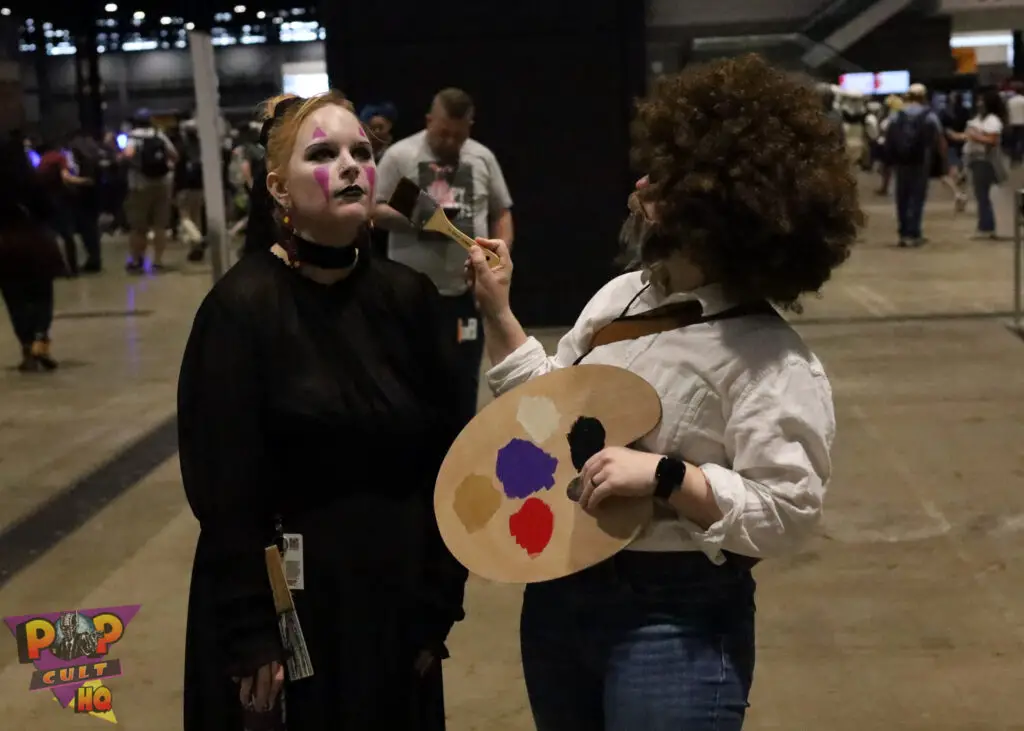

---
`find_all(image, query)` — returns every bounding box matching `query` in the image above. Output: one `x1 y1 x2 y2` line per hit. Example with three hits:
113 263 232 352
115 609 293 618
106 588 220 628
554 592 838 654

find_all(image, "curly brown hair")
631 54 863 310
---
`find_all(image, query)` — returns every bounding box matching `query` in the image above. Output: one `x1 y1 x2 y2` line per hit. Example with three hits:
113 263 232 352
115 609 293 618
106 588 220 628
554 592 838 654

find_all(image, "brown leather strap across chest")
576 299 777 366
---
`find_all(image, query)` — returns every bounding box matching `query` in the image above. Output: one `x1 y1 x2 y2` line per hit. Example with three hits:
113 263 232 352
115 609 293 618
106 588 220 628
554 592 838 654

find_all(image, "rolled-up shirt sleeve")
485 337 557 395
683 355 836 562
485 277 634 396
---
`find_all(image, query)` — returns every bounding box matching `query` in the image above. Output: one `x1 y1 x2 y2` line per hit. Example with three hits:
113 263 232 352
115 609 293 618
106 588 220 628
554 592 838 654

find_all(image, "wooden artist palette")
434 365 662 584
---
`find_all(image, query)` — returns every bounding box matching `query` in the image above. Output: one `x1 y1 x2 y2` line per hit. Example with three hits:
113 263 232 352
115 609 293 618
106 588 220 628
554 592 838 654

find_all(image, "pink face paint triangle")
312 127 326 139
314 165 331 200
365 166 376 199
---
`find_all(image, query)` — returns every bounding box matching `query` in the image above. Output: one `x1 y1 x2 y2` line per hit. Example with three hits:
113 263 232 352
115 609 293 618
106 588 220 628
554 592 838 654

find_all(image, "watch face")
656 458 685 499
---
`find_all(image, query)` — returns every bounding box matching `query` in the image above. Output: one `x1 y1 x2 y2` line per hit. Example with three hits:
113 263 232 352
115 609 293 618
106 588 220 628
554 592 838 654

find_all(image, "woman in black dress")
178 91 468 730
0 137 64 371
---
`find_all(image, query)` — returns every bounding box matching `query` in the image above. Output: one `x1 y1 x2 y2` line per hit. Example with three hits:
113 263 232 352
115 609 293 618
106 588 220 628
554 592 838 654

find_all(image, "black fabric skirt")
183 528 447 731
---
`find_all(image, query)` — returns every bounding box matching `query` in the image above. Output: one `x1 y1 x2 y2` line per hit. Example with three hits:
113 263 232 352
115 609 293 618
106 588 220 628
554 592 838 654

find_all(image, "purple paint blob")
312 127 326 139
495 438 558 499
313 165 331 201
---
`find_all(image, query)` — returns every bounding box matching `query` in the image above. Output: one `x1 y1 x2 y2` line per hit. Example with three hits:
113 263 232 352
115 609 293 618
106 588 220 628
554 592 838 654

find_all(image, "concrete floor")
1 177 1023 729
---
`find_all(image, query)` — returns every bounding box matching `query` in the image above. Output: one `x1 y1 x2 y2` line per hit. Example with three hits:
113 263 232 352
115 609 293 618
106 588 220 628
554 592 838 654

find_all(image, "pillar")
29 22 54 140
188 17 231 282
73 27 103 135
67 5 104 136
676 35 696 70
0 14 24 137
1014 30 1023 80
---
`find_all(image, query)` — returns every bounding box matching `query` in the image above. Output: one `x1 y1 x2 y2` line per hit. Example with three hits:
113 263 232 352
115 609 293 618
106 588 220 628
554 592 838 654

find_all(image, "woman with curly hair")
466 54 862 730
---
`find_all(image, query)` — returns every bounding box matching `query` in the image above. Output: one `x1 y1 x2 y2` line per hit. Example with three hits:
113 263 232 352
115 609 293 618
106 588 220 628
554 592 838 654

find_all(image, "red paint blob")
509 498 554 557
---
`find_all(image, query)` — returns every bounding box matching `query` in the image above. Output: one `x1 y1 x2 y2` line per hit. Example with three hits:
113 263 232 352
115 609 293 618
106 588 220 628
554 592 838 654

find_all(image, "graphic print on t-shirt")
416 161 475 241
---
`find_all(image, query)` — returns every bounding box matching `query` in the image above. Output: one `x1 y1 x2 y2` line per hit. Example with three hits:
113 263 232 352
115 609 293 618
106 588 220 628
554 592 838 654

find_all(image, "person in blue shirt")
885 83 947 247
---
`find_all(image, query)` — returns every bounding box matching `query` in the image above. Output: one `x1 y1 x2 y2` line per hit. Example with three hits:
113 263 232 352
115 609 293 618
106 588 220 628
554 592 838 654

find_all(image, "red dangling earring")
280 209 300 268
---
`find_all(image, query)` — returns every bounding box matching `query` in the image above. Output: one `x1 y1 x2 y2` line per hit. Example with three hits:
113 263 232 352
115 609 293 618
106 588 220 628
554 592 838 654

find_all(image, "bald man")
375 87 514 427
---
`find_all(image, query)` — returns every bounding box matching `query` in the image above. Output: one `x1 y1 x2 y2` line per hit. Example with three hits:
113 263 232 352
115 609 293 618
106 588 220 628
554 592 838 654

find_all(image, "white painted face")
269 103 376 242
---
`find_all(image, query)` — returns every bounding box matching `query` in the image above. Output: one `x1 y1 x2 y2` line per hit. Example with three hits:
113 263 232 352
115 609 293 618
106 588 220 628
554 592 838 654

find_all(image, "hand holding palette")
434 365 662 584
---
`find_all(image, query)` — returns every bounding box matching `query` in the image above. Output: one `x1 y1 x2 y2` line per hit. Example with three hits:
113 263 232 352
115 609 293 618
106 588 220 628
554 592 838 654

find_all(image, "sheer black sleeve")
177 293 282 677
410 274 470 656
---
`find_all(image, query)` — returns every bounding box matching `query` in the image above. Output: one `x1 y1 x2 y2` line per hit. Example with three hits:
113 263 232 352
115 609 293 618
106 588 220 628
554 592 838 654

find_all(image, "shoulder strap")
573 299 777 366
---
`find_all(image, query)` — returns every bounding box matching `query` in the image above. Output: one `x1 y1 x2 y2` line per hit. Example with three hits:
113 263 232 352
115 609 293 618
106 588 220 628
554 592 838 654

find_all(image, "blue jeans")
520 551 756 731
969 159 997 233
894 163 930 240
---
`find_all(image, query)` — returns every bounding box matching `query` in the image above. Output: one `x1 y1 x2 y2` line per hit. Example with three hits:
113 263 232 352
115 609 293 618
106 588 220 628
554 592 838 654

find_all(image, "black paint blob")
567 416 606 472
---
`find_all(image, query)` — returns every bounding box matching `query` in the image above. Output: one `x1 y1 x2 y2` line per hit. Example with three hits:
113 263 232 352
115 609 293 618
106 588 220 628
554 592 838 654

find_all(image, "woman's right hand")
466 238 512 319
235 661 285 712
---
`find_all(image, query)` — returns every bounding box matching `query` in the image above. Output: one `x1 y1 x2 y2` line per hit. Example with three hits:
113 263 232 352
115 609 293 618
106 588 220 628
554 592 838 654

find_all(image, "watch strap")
654 457 686 500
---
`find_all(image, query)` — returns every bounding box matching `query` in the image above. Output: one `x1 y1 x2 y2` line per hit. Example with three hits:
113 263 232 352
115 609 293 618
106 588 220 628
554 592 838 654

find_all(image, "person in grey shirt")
375 87 514 427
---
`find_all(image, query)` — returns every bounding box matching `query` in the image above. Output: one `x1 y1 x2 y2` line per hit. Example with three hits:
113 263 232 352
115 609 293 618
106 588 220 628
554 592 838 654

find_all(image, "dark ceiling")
1 1 313 21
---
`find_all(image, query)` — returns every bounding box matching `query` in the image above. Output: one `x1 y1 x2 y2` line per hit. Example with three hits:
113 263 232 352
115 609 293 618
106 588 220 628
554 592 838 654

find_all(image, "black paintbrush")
387 177 501 268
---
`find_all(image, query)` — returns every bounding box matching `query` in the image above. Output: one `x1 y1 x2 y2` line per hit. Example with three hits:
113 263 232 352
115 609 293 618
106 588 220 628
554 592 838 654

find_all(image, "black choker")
290 235 360 270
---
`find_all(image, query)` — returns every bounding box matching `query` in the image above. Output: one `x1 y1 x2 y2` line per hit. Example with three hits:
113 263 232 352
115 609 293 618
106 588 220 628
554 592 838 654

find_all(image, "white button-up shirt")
486 271 835 564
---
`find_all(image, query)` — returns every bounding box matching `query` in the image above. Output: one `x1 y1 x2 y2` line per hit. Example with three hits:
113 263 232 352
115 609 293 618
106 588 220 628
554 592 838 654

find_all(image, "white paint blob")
516 396 562 444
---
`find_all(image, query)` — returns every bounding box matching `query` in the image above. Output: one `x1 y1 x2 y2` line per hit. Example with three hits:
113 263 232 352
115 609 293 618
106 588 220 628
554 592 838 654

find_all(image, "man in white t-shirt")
375 88 514 427
1005 90 1024 163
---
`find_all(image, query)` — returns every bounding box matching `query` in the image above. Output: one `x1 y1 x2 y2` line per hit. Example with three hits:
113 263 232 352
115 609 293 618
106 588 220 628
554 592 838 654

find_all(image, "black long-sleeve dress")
178 243 469 730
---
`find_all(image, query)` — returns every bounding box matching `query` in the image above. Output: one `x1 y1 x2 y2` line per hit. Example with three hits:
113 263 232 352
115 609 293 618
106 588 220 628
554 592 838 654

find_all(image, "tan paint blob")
453 474 503 534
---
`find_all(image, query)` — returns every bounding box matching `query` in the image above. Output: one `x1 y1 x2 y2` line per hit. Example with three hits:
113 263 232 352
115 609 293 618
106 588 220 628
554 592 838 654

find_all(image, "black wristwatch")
653 457 686 501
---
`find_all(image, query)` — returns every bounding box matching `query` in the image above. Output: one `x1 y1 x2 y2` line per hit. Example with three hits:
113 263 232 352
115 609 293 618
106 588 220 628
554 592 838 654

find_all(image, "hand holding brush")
386 177 501 268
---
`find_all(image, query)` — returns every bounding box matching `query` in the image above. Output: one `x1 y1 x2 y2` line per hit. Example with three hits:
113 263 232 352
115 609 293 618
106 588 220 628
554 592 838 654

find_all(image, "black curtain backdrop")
321 0 647 327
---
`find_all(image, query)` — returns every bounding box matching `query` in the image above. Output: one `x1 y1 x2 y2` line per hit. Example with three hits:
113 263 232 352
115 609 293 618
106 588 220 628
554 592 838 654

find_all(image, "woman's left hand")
414 650 435 676
577 447 662 512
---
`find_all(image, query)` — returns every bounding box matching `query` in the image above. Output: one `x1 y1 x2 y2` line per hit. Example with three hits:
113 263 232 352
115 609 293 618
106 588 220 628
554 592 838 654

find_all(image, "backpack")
885 111 932 165
178 148 203 189
138 136 170 179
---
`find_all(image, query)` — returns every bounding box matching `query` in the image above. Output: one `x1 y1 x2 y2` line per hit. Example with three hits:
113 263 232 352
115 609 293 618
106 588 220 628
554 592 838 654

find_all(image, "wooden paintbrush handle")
449 224 502 269
425 209 501 269
264 546 294 614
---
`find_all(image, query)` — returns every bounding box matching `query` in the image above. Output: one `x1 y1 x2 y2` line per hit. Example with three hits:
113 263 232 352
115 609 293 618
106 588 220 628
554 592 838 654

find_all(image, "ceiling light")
133 11 144 20
234 4 246 11
160 16 171 24
256 10 265 19
104 3 117 10
185 21 195 30
0 8 10 16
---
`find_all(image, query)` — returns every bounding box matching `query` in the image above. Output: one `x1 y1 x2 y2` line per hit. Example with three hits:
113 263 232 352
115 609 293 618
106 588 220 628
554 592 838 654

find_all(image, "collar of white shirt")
640 267 737 317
